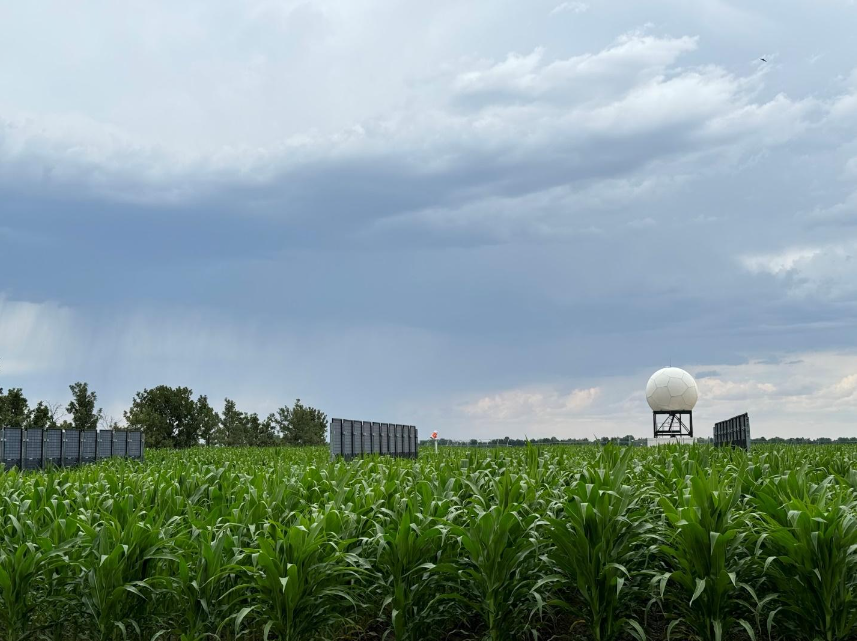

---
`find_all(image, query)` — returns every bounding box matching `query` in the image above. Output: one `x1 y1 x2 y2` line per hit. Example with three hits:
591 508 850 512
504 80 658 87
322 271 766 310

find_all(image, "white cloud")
741 241 857 299
463 386 600 420
550 2 589 16
826 373 857 399
807 190 857 225
741 247 823 275
453 33 698 98
699 378 777 400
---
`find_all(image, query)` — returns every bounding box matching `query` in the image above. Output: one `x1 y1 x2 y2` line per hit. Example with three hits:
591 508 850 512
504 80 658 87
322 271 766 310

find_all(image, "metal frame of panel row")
0 428 145 471
329 419 418 460
713 413 751 450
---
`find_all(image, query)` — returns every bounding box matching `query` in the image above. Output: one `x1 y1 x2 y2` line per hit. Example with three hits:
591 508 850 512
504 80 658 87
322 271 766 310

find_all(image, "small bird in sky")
760 58 767 62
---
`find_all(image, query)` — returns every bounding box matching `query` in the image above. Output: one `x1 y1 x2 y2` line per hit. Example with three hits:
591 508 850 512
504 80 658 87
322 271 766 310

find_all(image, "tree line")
0 383 327 449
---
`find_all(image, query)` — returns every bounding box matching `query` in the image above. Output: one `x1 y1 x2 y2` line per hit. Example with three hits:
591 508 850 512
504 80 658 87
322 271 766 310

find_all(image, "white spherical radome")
645 367 698 412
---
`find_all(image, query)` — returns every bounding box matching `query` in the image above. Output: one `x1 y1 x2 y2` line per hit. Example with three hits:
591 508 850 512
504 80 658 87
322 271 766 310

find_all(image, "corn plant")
0 538 64 641
651 467 760 641
370 505 455 641
171 527 239 641
442 503 548 641
547 445 649 641
228 510 364 641
72 510 178 641
754 472 857 641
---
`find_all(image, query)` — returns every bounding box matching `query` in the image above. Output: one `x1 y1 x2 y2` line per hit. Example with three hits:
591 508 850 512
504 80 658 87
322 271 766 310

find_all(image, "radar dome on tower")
646 367 698 412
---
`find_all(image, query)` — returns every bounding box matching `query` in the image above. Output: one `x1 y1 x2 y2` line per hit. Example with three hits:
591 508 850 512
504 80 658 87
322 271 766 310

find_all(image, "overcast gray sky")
2 0 857 439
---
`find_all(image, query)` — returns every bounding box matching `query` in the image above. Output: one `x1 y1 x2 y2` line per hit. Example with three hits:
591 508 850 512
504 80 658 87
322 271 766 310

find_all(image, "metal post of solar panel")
20 428 27 471
356 421 362 458
78 430 84 466
343 420 352 459
363 421 369 457
351 420 358 459
364 421 370 457
363 421 375 456
362 421 371 458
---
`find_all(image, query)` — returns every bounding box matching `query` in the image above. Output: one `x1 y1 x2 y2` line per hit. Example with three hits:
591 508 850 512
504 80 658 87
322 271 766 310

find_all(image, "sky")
2 0 857 440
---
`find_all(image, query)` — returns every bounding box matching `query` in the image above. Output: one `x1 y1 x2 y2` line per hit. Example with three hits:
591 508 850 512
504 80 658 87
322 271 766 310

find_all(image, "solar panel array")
713 413 751 450
0 428 145 471
329 419 418 460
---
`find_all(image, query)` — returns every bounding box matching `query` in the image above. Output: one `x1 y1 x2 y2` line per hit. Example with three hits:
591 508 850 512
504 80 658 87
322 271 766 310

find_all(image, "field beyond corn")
2 445 857 641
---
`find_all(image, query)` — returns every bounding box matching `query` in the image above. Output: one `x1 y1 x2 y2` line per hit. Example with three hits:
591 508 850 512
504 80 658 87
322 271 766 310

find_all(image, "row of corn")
0 443 855 641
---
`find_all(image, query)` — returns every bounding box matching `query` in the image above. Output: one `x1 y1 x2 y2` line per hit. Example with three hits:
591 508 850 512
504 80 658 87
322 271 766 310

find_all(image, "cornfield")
1 443 856 641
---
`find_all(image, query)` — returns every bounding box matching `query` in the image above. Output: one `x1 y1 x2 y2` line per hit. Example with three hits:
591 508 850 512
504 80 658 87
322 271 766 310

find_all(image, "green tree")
196 395 220 446
66 382 102 431
267 399 327 446
246 411 276 447
27 402 57 429
217 398 247 446
125 385 202 448
213 399 278 447
0 388 30 428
